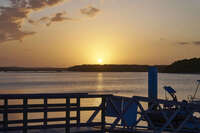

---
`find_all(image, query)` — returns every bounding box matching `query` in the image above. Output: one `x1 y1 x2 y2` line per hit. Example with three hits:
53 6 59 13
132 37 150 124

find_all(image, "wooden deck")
0 127 171 133
0 127 100 133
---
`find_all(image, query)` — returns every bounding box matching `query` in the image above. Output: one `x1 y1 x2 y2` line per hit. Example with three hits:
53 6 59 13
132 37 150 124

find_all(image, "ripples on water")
0 72 200 100
0 72 200 131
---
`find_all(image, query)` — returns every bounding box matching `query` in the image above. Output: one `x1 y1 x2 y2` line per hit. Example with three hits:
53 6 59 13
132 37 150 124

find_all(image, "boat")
188 80 200 104
147 80 200 131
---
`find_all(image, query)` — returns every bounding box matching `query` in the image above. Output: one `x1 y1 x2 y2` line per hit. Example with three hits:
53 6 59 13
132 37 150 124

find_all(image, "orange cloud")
45 12 74 26
80 6 101 18
193 41 200 45
28 12 74 26
0 0 65 43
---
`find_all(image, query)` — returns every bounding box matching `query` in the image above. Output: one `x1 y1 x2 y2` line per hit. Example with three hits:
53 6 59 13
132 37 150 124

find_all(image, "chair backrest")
163 86 177 101
106 96 138 126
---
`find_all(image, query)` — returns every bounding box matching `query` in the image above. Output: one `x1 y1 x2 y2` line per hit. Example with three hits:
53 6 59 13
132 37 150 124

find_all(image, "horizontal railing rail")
2 93 200 133
0 93 112 133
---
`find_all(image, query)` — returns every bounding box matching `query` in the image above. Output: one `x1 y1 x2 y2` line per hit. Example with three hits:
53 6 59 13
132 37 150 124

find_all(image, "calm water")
0 72 200 132
0 72 200 100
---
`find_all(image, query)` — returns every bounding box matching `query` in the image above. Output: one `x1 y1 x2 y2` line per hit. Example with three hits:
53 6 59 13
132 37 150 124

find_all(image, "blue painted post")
148 67 158 108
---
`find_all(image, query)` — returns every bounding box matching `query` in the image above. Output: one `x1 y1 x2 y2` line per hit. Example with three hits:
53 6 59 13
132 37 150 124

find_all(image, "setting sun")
98 59 103 64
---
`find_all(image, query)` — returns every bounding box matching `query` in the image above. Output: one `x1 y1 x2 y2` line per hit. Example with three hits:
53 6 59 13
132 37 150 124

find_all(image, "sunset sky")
0 0 200 67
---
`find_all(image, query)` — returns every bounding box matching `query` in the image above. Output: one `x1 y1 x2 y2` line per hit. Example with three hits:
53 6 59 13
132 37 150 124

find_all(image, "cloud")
51 12 69 22
0 0 65 43
29 12 74 26
28 19 37 25
46 12 73 26
176 41 200 46
80 6 100 18
177 42 190 45
0 1 101 43
40 16 49 22
26 0 64 10
193 41 200 45
160 38 165 41
0 33 7 43
0 6 35 42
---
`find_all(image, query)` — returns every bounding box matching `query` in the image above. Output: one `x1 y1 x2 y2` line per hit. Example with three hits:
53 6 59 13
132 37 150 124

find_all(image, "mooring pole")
148 67 158 109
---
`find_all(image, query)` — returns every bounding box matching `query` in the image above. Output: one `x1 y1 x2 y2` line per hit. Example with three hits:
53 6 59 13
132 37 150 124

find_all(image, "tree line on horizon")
163 57 200 73
0 57 200 73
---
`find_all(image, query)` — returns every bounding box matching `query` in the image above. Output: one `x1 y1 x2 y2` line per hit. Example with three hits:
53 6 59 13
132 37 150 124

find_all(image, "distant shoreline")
67 64 167 72
1 57 200 73
0 70 200 75
0 67 67 72
0 65 167 73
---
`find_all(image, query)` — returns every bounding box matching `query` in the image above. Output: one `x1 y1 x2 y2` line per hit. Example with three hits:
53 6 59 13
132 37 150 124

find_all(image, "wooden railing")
0 93 111 133
3 93 199 133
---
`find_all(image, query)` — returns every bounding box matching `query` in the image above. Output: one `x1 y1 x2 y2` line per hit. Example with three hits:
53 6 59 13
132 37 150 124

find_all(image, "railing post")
44 97 48 128
148 67 158 109
3 98 8 131
101 96 106 133
23 97 28 133
66 97 70 133
77 97 80 127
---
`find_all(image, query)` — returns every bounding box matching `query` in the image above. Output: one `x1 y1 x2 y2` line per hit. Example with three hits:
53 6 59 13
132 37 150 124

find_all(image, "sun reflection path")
97 73 103 90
